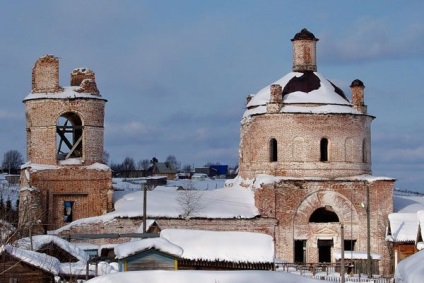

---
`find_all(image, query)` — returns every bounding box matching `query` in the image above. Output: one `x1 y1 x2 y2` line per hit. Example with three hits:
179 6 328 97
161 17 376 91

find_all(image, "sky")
1 1 424 191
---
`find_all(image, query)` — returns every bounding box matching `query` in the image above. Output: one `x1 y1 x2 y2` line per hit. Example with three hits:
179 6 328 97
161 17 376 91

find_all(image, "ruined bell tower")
19 55 113 233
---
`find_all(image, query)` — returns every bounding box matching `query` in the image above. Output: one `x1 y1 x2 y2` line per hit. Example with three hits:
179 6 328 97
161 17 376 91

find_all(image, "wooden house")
386 213 418 268
14 235 91 281
148 162 177 180
0 245 59 283
115 229 274 271
115 238 181 271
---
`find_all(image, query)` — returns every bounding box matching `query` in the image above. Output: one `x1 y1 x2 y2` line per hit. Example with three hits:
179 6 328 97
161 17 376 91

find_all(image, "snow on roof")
333 250 381 260
86 269 331 283
160 229 274 263
241 174 394 190
387 213 418 243
15 235 89 262
1 244 60 275
394 195 424 213
50 184 258 234
243 72 361 120
21 162 110 172
115 237 183 259
23 86 106 101
248 72 350 107
395 249 424 283
113 186 258 219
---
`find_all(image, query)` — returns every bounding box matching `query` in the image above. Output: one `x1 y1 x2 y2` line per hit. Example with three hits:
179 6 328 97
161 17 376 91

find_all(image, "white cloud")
0 110 21 120
320 18 424 64
375 145 424 163
106 121 155 137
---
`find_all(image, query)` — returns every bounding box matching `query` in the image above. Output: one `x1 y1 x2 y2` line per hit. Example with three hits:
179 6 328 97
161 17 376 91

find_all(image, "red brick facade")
236 29 395 275
19 55 112 232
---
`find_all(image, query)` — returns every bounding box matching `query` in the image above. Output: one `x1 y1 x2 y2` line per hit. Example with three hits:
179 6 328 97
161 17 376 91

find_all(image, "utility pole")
143 182 147 233
366 183 372 279
341 223 345 283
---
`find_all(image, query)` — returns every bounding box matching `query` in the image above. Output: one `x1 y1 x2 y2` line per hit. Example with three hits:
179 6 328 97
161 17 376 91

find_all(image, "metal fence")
275 262 393 283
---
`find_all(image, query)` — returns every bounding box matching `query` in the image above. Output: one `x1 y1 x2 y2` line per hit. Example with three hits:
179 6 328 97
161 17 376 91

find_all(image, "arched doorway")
309 206 339 263
293 191 359 263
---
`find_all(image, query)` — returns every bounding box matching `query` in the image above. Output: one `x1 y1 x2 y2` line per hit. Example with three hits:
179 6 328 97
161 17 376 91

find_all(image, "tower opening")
270 138 278 162
56 112 83 160
320 138 328 161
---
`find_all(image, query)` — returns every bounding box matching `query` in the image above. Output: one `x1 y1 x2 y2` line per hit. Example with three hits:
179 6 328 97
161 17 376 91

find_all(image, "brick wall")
254 179 394 275
22 167 113 230
24 98 106 165
239 112 373 179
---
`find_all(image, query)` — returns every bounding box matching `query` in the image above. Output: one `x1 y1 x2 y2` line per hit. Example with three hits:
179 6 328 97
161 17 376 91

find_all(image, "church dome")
247 71 350 107
243 28 361 120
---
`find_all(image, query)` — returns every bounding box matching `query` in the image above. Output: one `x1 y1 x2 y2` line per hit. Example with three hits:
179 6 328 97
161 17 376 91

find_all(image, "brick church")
238 28 394 274
18 29 395 275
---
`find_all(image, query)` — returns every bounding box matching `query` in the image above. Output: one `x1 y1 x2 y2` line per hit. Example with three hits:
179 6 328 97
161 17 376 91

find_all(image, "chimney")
32 54 62 93
291 28 319 72
266 84 283 113
350 79 367 114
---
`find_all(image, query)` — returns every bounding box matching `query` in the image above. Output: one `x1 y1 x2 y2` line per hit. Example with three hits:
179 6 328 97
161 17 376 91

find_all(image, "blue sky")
1 1 424 191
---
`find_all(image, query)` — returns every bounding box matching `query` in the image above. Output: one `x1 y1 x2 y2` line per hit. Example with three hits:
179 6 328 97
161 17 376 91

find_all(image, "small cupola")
291 28 319 72
350 79 367 114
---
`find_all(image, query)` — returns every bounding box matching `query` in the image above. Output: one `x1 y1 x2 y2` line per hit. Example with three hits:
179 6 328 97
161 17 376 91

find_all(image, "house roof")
387 213 418 243
114 229 274 264
160 229 274 263
15 235 89 262
0 244 60 275
153 162 177 174
115 237 183 259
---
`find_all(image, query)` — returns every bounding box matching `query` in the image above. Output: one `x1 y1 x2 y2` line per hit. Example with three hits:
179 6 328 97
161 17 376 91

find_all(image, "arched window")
320 138 328 162
309 207 339 223
362 139 367 163
56 112 83 160
270 138 278 162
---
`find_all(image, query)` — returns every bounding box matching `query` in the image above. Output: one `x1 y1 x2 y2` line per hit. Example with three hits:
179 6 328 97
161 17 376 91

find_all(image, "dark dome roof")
350 79 365 87
282 72 349 101
291 28 319 41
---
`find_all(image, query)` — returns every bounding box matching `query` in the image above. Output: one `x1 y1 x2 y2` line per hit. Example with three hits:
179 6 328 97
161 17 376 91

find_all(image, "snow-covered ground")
87 270 334 283
394 249 424 283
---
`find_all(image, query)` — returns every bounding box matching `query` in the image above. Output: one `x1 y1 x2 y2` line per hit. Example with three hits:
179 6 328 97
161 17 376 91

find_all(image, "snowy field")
87 270 334 283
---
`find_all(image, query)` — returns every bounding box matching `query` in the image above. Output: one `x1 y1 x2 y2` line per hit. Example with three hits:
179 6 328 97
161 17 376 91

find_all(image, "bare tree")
121 157 136 171
182 164 192 173
2 150 24 174
137 159 150 171
177 187 205 219
166 155 180 171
